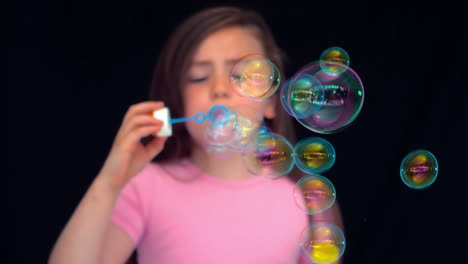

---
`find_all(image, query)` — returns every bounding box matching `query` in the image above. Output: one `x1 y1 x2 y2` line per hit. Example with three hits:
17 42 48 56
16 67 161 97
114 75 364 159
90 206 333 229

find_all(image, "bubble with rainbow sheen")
281 74 325 118
294 137 336 174
293 174 336 215
299 222 346 264
204 105 265 155
203 106 238 154
226 108 264 153
230 54 280 100
280 79 293 115
242 132 295 178
320 46 350 76
400 149 438 189
285 61 364 134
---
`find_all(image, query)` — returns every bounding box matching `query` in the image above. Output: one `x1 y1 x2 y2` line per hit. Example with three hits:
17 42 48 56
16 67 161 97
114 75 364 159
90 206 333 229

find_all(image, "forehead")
192 27 265 61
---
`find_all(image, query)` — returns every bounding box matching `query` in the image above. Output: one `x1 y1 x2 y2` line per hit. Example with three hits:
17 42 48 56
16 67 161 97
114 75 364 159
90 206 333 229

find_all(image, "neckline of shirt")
179 158 273 188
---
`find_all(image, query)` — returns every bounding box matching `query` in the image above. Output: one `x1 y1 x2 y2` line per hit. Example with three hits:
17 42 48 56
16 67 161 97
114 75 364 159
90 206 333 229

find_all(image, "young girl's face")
183 26 276 148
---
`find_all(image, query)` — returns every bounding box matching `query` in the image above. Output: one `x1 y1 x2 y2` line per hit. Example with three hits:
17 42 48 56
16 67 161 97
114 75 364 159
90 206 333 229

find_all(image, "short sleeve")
111 170 149 245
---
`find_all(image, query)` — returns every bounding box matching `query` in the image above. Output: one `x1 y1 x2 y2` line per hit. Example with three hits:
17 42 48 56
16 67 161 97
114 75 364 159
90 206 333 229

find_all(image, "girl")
49 6 343 264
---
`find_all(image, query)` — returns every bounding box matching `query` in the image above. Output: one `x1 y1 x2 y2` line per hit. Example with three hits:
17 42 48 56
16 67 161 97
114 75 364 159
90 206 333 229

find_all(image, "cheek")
230 100 269 119
183 84 209 115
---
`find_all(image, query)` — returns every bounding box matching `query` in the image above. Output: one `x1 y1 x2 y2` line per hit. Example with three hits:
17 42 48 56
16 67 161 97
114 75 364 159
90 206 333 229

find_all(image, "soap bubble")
300 222 346 264
400 149 438 189
204 106 238 154
320 46 350 76
226 106 264 152
204 105 264 155
208 105 234 127
282 74 325 118
280 79 294 115
242 132 295 178
284 61 364 134
293 174 336 215
230 54 280 100
294 137 336 174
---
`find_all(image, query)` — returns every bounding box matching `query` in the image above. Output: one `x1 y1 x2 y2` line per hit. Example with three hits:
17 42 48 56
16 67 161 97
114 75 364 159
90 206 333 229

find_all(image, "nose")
211 74 231 99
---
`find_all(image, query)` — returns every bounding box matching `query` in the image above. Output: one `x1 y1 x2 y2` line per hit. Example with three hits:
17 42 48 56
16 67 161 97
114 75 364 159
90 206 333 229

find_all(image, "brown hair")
148 6 297 169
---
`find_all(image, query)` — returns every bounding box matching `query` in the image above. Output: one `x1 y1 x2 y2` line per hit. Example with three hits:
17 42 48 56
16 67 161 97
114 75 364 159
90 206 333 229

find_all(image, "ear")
263 96 277 119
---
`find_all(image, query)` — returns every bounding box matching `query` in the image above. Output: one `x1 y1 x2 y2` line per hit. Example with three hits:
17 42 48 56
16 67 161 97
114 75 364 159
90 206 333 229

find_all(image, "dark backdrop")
8 0 467 263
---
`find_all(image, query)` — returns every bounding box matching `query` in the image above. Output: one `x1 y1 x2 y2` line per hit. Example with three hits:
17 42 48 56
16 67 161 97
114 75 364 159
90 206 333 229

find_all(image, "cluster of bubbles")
228 51 349 264
166 47 439 263
241 131 343 263
281 47 364 134
242 134 336 177
205 108 263 154
222 49 439 262
227 51 362 135
167 104 263 156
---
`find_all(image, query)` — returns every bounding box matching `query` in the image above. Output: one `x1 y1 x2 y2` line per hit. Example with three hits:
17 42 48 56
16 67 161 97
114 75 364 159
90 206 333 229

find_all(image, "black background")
8 0 467 263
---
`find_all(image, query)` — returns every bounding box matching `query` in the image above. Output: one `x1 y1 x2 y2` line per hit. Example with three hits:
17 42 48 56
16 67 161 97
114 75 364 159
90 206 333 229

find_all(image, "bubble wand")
152 105 232 137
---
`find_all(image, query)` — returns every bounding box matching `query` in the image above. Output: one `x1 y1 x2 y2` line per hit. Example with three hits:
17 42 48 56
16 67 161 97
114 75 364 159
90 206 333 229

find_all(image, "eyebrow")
191 58 242 67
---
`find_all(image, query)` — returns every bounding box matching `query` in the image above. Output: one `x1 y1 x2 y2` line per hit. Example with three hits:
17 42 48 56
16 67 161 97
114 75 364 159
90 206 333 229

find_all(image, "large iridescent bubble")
294 137 336 174
230 54 280 100
283 60 364 134
400 149 438 189
293 174 336 215
300 222 346 264
242 132 295 178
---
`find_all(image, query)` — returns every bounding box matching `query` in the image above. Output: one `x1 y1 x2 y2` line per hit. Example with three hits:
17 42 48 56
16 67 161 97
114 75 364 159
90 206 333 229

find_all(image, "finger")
126 124 164 145
123 101 165 123
119 115 164 138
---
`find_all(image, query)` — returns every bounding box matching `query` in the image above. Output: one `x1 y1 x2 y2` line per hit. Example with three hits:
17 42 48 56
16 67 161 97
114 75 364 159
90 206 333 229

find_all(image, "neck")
189 143 254 181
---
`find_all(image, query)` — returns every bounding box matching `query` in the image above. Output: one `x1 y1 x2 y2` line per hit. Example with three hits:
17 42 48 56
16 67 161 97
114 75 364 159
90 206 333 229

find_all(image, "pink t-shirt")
111 159 309 264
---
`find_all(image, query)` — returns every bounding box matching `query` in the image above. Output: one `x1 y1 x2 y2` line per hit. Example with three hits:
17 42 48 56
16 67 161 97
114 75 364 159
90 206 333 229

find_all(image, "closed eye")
189 77 208 83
